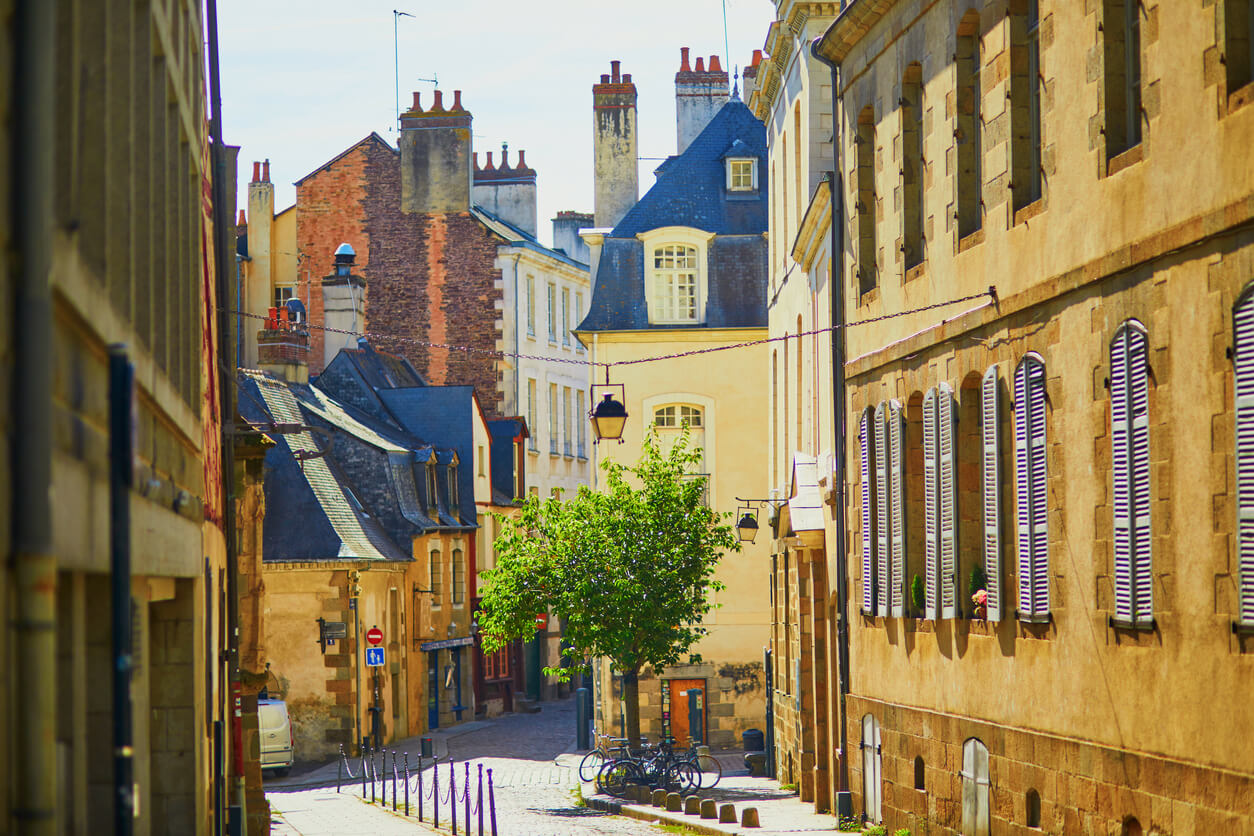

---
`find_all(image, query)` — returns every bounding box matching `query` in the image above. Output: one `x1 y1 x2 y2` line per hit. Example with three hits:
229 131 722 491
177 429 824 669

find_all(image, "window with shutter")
1014 354 1049 619
875 402 891 615
923 389 939 619
982 366 1003 621
1111 320 1152 626
1234 288 1254 626
860 408 877 615
938 383 959 619
889 400 907 617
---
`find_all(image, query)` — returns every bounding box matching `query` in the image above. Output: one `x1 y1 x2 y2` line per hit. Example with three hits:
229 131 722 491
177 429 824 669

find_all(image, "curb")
584 789 744 836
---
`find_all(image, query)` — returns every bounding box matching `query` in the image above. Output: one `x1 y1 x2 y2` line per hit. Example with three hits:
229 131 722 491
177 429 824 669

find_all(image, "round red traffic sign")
366 627 384 646
534 613 547 630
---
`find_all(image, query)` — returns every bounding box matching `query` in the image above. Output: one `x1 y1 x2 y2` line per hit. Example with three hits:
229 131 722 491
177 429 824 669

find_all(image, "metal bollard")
450 758 458 835
404 752 410 816
382 749 387 807
477 763 485 836
418 755 424 822
370 744 376 804
433 758 440 828
392 750 398 812
464 761 470 828
488 767 498 836
361 746 367 797
337 744 344 793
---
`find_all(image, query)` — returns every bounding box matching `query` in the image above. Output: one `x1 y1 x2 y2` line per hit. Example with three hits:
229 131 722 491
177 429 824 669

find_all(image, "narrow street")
266 698 667 835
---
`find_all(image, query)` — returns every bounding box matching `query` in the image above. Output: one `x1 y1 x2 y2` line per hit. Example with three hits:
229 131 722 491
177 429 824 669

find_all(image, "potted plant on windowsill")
969 565 988 622
905 574 926 630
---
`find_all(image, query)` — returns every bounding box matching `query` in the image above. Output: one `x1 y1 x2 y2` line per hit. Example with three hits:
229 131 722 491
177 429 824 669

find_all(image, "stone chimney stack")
321 243 366 369
399 89 472 214
472 142 538 237
551 211 594 264
592 61 638 229
675 49 729 154
742 50 764 104
245 159 275 367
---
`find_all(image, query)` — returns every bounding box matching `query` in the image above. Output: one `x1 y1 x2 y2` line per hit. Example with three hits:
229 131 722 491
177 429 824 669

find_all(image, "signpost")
366 647 386 667
366 626 384 646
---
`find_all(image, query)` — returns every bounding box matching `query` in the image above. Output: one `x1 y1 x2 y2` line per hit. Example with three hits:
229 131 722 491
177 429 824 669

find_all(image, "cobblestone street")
267 698 672 835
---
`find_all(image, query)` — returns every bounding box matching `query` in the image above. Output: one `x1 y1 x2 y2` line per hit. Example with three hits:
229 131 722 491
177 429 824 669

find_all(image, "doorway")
667 679 706 746
861 714 882 823
427 650 440 729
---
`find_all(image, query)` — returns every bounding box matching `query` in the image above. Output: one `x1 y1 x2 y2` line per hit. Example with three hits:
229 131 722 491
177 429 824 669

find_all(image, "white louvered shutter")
982 366 1002 621
1015 355 1049 617
875 402 890 615
860 409 876 614
938 383 958 619
1112 323 1152 623
889 401 906 617
923 388 938 619
1235 294 1254 625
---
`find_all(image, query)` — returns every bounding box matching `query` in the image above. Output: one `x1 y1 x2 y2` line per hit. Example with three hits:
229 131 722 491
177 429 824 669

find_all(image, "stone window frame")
1014 352 1051 622
525 274 536 338
526 378 539 453
1109 319 1155 629
1010 0 1045 214
726 157 758 191
1101 0 1144 162
955 9 984 245
547 281 559 343
854 105 878 300
1231 282 1254 630
637 226 716 325
429 548 443 608
900 62 926 275
452 548 465 607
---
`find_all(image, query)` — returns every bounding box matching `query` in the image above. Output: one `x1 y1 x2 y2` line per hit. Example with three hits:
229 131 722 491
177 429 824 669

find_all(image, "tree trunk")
622 668 642 749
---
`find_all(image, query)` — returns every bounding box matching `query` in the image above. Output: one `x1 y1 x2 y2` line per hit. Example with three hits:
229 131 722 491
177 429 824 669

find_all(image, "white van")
258 697 294 776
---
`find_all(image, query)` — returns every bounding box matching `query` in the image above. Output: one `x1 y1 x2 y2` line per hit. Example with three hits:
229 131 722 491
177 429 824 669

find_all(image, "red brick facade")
294 135 505 415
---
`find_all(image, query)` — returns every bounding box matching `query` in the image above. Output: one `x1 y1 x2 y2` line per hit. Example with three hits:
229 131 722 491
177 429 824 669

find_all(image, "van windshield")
258 703 287 732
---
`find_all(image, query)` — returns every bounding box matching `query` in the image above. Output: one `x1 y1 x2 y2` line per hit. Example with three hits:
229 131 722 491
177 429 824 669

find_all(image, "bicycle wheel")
578 748 606 783
692 753 722 789
597 760 643 798
663 761 699 795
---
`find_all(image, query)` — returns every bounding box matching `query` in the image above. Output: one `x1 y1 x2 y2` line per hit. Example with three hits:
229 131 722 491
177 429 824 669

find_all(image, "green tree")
477 430 738 746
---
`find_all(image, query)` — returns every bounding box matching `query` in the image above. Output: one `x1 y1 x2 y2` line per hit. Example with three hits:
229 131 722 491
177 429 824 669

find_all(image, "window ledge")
1109 615 1155 631
1105 143 1143 177
1232 621 1254 636
904 261 927 283
957 227 985 253
1015 611 1052 625
1013 198 1046 227
1226 81 1254 115
527 447 539 457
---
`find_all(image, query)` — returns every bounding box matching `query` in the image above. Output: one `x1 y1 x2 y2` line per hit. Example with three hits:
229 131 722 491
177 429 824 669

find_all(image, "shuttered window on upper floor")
1111 320 1153 627
862 401 905 616
1233 287 1254 627
860 408 878 614
923 385 959 619
1014 354 1050 620
982 366 1004 622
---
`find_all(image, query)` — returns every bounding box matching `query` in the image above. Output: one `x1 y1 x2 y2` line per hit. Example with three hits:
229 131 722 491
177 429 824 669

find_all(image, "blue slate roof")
487 418 526 506
577 100 768 334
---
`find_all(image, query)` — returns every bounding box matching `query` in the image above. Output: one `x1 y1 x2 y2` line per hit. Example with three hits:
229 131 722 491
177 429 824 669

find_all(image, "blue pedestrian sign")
365 647 385 667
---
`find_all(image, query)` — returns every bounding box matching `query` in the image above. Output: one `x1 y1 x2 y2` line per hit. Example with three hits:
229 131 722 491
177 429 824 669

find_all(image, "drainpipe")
812 37 853 820
12 1 58 833
513 253 522 416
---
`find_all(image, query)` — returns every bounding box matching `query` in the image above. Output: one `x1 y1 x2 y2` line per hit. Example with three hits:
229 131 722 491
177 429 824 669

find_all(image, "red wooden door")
667 678 705 746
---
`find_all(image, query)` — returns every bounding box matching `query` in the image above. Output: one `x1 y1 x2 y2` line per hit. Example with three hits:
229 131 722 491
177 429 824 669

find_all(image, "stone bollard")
741 807 761 828
684 795 701 815
719 803 737 823
700 799 717 819
627 784 645 803
666 792 682 812
651 788 668 807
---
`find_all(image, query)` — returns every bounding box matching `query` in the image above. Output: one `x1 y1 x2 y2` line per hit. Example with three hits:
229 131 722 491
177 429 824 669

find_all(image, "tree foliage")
477 430 738 742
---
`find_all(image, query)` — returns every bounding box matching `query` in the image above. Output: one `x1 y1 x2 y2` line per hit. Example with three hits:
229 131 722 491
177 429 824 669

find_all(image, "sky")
218 0 778 250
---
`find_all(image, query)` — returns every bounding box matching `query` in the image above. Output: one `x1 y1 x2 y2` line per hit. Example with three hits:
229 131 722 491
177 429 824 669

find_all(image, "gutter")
811 35 853 821
11 1 57 832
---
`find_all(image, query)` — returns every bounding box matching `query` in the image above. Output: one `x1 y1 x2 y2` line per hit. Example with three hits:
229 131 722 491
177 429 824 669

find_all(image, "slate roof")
576 99 769 334
376 387 481 525
487 417 527 506
471 206 589 270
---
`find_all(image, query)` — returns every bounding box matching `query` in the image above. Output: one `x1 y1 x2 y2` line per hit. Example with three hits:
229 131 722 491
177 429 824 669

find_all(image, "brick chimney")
675 49 729 154
592 61 638 229
399 89 473 214
321 243 367 369
742 50 764 104
472 142 538 237
245 159 276 367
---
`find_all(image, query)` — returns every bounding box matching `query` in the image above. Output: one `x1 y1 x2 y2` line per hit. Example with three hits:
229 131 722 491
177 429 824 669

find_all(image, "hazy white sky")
218 0 777 249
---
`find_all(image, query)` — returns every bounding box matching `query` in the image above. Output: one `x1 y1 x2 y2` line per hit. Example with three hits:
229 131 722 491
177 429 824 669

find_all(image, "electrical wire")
223 285 995 375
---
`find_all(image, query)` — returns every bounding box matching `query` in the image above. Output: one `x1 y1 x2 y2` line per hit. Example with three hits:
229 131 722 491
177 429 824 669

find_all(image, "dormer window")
426 463 438 512
448 462 459 511
726 158 758 192
638 226 716 326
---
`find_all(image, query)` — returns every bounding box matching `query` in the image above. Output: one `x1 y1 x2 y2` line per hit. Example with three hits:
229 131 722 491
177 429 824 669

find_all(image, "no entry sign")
366 626 384 646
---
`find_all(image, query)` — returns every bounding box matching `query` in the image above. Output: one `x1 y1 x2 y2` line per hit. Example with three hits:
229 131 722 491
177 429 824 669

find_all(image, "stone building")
576 54 772 749
2 1 239 832
760 0 1254 832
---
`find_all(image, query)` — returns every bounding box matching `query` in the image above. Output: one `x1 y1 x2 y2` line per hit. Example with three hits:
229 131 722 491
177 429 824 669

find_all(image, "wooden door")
667 679 705 746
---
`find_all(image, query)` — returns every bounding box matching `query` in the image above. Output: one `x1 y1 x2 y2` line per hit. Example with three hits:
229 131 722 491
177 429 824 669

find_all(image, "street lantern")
589 384 628 443
736 508 760 543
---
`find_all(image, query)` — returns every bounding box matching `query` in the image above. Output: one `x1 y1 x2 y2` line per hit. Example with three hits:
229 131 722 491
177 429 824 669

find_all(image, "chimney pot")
610 60 620 83
432 89 444 112
485 151 494 170
473 152 479 170
411 91 423 112
680 47 691 72
251 161 260 182
453 89 463 111
600 73 610 84
695 56 705 72
516 149 527 169
622 73 631 83
263 159 270 182
752 49 764 67
500 143 509 169
709 55 723 73
237 209 247 226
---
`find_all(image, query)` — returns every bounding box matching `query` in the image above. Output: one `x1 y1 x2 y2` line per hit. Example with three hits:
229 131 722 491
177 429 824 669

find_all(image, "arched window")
1111 320 1152 626
1122 816 1143 836
960 738 990 836
1025 787 1042 827
654 405 703 428
652 244 699 322
1235 285 1254 627
652 402 708 499
1014 354 1049 619
914 755 925 790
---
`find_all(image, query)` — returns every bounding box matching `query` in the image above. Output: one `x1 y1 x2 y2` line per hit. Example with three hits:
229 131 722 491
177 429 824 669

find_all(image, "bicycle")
578 735 627 783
